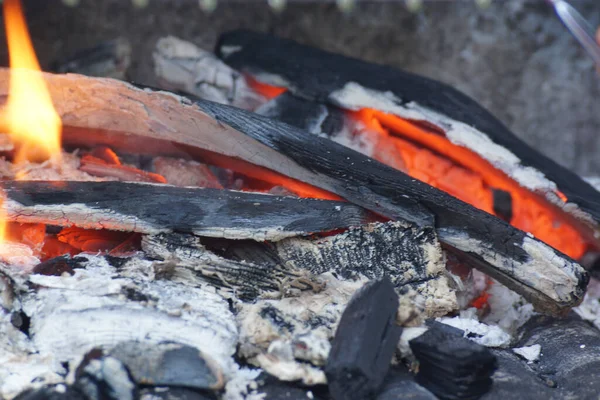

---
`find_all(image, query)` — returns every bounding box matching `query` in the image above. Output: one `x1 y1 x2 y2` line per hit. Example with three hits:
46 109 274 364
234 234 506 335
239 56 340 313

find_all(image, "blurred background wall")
1 0 599 175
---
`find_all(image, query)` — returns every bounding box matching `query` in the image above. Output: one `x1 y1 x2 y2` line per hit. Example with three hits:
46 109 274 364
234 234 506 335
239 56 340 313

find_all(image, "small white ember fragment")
438 308 511 348
580 344 586 349
512 344 541 362
397 326 428 359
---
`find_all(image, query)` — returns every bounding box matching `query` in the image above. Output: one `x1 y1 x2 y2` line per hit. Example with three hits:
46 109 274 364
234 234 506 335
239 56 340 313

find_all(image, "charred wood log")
377 366 437 400
325 278 402 400
0 68 587 315
409 322 497 400
215 30 600 228
1 181 369 241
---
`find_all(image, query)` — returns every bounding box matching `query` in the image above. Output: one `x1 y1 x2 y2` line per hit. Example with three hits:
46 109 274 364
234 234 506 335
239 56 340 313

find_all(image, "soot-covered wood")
0 68 586 314
215 29 600 224
0 181 369 241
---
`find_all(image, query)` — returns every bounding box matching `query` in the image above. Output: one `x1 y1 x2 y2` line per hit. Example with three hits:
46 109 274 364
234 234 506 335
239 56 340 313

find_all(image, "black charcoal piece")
255 374 327 400
325 278 401 400
492 189 513 223
517 314 600 398
33 255 86 276
377 366 437 400
409 323 497 400
109 341 224 391
482 350 555 400
73 349 137 400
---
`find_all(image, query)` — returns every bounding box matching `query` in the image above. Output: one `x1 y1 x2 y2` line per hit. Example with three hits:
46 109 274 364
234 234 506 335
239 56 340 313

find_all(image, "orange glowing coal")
1 0 62 165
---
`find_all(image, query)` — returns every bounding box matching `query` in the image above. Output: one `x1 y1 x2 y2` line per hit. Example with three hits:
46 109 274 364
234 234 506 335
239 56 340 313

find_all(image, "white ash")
438 308 512 348
256 340 327 385
153 36 268 110
482 280 535 334
574 278 600 330
329 82 595 224
512 344 541 363
0 254 240 398
222 367 265 400
397 326 428 360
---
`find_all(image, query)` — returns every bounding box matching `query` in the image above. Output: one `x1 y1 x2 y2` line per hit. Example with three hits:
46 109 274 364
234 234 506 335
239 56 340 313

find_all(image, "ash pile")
2 29 600 400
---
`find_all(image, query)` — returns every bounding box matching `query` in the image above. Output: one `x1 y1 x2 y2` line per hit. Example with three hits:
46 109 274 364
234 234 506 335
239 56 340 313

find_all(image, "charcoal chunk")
377 366 437 400
517 314 600 398
325 278 402 400
409 323 497 399
33 255 86 276
255 374 327 399
13 386 85 400
138 386 217 400
482 350 555 400
109 341 224 390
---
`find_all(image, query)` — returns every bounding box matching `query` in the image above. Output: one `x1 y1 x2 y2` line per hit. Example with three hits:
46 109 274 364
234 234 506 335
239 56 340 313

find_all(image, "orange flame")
1 0 62 164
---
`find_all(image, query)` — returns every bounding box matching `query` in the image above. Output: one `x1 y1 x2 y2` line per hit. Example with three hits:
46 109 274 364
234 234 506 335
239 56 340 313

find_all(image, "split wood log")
0 68 588 314
215 30 600 229
0 181 369 242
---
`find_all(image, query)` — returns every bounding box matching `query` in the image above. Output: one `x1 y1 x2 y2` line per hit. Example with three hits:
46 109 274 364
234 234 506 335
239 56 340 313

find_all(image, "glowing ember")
1 0 62 165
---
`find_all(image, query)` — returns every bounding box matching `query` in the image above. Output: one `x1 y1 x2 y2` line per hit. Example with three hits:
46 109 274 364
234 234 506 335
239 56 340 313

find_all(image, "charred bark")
0 181 369 241
215 30 600 226
0 68 587 314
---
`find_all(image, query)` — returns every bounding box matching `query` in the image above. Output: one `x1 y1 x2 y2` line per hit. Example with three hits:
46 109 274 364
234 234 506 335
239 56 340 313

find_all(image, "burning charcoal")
32 255 86 276
0 68 588 314
377 366 437 400
109 341 224 390
516 314 600 398
13 386 86 400
409 322 497 400
152 157 223 188
73 349 137 400
2 181 369 242
52 38 131 80
255 92 332 135
79 154 167 183
325 278 402 400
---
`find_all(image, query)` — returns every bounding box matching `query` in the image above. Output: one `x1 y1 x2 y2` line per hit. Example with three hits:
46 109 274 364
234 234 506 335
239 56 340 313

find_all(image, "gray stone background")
2 0 599 175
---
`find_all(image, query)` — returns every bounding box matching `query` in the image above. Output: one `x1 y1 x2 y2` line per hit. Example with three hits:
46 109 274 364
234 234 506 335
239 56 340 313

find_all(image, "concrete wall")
3 0 599 175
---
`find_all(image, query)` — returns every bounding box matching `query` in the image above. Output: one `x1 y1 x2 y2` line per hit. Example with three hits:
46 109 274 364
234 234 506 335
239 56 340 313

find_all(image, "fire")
1 0 62 164
246 78 590 260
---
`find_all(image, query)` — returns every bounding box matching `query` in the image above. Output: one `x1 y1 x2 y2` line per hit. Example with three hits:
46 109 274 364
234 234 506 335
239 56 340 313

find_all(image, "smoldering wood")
0 181 370 242
142 232 322 301
325 278 402 400
409 323 497 400
0 68 586 315
215 30 600 226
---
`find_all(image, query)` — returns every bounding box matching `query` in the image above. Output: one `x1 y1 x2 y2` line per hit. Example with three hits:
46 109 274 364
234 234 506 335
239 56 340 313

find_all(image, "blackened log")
215 30 600 226
0 181 369 241
0 68 586 314
409 323 497 400
325 278 402 400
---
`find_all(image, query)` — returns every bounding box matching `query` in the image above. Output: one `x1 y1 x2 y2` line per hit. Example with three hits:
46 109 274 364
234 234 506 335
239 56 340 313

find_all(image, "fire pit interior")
1 1 600 400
